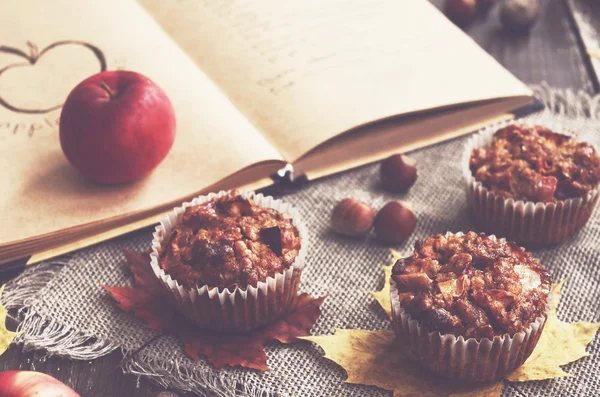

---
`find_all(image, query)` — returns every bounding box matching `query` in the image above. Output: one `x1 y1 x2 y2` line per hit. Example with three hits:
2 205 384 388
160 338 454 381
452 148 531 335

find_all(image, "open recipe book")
0 0 532 266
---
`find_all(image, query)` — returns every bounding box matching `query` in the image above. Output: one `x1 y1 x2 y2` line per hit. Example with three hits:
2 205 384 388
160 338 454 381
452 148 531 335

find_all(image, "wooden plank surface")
0 346 155 397
566 0 600 91
430 0 595 92
0 1 597 396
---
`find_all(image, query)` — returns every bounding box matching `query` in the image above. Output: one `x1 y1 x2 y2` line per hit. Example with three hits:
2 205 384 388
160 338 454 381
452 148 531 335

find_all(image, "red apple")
59 70 176 184
0 371 80 397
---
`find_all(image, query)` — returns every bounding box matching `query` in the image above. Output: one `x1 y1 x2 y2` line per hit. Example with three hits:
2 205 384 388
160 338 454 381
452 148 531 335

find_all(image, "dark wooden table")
1 1 598 396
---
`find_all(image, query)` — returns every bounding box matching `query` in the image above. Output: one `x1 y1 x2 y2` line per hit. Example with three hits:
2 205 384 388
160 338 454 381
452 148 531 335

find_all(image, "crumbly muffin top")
159 191 301 289
392 232 551 339
469 124 600 202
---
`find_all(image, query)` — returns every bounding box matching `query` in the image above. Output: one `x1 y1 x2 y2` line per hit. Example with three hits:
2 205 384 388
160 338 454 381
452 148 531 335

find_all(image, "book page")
0 0 282 246
293 98 527 179
139 0 531 163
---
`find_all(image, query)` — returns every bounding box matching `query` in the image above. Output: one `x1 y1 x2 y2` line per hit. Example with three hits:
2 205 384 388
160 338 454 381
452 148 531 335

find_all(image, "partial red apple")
0 371 80 397
59 70 176 184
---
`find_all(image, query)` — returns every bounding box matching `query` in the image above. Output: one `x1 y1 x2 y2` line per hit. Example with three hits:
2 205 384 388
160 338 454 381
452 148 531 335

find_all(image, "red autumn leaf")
180 330 268 370
178 293 326 370
102 250 174 330
102 285 153 310
102 249 325 371
263 294 326 343
101 285 173 330
122 249 163 294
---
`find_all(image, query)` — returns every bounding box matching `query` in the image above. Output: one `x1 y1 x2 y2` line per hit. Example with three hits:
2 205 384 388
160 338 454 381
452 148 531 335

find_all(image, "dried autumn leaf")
369 264 393 319
589 49 600 60
506 281 600 381
369 249 401 320
180 294 326 370
102 250 173 330
102 285 173 330
302 329 503 397
0 285 21 356
103 249 325 371
123 249 163 293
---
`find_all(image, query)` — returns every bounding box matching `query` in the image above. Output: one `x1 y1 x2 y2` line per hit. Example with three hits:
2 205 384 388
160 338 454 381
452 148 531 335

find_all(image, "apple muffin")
390 232 551 382
159 191 301 290
469 124 600 202
464 123 600 245
150 190 307 332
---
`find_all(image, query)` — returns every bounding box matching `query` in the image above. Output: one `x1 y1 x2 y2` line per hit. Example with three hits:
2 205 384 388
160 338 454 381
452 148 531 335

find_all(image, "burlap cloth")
3 84 600 396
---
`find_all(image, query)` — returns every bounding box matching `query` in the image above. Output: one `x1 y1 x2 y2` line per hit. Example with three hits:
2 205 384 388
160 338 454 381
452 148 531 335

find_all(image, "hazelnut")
374 201 416 244
444 0 477 27
478 0 498 11
501 0 539 33
331 198 375 237
380 154 417 192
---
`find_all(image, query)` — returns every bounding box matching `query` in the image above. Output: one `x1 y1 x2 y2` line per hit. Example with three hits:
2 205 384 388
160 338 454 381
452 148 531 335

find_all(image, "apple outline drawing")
0 40 107 114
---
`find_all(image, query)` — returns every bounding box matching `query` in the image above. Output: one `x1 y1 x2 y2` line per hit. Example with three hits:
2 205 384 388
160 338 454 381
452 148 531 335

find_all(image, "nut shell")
374 201 417 244
444 0 477 27
501 0 539 33
478 0 498 8
331 198 375 237
380 154 417 192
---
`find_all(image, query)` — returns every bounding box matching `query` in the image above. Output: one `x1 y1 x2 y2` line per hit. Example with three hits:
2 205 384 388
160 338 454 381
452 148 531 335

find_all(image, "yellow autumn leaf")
302 329 503 397
506 281 600 382
368 249 402 320
588 49 600 60
0 285 20 355
369 264 393 319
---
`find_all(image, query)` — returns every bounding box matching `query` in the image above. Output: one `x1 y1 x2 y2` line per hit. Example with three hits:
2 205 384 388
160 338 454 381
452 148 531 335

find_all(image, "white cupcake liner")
390 232 551 382
150 190 308 332
462 120 599 246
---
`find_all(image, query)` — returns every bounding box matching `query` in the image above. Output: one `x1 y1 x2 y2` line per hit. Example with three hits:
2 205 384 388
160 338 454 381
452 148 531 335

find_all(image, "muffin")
149 190 307 332
390 232 551 382
464 123 600 245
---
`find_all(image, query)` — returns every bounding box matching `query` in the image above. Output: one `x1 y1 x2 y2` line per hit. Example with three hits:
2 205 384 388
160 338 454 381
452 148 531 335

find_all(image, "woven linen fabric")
3 84 600 397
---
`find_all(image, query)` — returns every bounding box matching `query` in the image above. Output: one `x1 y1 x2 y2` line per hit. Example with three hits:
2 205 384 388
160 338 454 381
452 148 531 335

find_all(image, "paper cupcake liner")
390 232 551 382
462 120 599 246
150 190 308 332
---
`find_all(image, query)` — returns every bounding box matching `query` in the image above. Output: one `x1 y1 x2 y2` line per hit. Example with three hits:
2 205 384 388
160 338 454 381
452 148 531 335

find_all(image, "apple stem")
99 81 115 99
26 41 39 63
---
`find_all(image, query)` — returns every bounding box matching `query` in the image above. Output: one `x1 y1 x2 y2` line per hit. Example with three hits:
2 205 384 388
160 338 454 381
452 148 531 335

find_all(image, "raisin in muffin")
464 123 600 245
390 232 551 382
150 190 307 332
